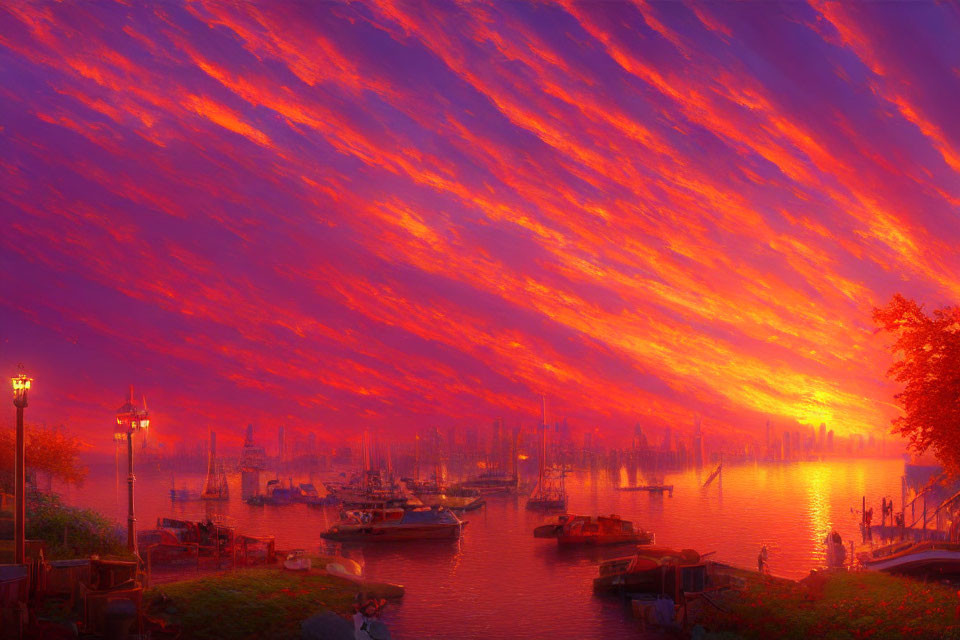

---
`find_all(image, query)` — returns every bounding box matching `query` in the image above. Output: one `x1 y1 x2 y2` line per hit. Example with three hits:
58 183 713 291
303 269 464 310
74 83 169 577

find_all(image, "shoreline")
696 568 960 640
145 557 392 640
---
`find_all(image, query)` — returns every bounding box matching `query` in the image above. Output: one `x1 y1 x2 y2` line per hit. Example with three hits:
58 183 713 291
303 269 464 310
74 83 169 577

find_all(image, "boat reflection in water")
321 507 464 542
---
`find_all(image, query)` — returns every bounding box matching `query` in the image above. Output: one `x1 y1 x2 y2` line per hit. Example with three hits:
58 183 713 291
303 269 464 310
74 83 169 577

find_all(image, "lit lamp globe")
12 373 31 408
116 394 149 434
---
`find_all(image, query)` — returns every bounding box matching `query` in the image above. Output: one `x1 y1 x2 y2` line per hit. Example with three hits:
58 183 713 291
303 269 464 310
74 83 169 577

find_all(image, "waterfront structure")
693 417 705 468
240 424 267 499
115 385 149 552
765 419 771 459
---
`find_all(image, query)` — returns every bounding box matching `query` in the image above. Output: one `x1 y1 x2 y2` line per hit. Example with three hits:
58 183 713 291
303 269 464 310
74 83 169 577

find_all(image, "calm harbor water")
61 458 904 639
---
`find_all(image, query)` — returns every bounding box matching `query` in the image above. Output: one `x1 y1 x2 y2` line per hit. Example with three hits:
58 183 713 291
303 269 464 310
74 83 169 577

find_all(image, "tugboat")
534 514 654 546
320 507 464 542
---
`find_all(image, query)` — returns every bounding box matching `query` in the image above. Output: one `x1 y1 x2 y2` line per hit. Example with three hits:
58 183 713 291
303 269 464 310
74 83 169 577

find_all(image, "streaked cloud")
1 1 957 449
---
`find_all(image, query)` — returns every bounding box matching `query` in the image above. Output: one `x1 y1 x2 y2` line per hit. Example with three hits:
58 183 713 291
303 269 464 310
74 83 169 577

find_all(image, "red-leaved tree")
874 294 960 475
0 425 88 493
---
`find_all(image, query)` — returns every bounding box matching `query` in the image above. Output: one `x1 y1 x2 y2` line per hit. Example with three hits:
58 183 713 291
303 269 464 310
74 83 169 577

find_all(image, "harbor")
4 0 960 638
50 456 906 638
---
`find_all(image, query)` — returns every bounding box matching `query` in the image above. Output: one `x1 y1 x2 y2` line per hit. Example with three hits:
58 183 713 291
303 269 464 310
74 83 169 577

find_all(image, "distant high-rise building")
633 423 648 450
693 416 704 468
308 432 317 453
278 425 286 462
465 427 478 455
819 423 827 451
661 426 673 452
765 420 771 457
784 431 791 459
583 431 593 451
827 430 834 451
240 424 266 499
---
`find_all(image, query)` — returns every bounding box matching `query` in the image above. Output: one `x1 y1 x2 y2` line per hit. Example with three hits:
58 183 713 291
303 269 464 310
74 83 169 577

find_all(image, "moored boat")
859 540 960 575
457 471 519 494
320 507 464 542
593 545 702 593
415 486 485 512
535 514 654 546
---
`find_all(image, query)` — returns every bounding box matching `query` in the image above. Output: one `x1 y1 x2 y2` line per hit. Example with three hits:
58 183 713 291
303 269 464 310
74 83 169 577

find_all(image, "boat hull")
862 544 960 575
320 523 462 542
558 533 653 546
534 524 562 538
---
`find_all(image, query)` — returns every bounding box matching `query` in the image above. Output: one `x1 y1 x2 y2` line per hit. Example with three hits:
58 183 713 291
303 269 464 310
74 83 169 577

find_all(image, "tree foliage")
0 424 88 493
874 294 960 475
26 490 125 560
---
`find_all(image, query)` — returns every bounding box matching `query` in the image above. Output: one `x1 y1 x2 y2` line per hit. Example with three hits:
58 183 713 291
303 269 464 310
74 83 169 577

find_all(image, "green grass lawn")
700 570 960 640
146 565 359 640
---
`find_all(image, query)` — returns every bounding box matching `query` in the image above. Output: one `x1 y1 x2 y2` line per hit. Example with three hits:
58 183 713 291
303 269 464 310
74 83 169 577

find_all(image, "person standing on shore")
758 545 769 574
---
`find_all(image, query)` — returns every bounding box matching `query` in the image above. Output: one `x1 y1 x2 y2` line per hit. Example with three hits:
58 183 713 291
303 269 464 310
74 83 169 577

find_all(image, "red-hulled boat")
534 514 654 546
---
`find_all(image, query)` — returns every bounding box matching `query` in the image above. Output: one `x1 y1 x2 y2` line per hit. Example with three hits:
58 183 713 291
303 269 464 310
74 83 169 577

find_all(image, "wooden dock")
616 484 674 495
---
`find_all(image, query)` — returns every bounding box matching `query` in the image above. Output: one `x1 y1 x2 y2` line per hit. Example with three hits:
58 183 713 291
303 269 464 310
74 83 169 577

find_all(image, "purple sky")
2 2 960 451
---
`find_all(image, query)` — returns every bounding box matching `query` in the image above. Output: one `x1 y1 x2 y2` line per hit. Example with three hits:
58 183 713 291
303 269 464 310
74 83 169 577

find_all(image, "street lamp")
11 368 31 565
116 386 149 553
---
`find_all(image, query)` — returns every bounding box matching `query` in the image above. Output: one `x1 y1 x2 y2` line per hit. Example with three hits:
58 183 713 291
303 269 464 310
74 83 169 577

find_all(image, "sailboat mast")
361 430 370 491
205 430 215 493
434 428 443 489
511 426 519 483
538 395 546 499
414 432 421 483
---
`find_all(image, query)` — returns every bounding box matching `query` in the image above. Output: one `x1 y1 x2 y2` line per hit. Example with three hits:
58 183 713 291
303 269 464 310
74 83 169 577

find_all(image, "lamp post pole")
116 385 148 554
127 430 135 552
14 402 25 564
12 370 32 566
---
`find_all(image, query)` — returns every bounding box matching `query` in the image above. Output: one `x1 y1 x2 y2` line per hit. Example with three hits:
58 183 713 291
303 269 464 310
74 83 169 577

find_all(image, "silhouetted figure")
757 545 768 574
